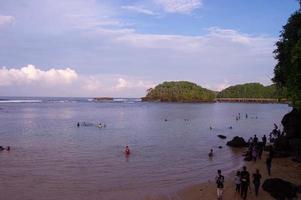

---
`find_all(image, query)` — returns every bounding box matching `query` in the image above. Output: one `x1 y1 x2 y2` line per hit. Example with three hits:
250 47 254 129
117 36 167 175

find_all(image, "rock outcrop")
226 136 248 148
262 178 299 200
217 135 227 139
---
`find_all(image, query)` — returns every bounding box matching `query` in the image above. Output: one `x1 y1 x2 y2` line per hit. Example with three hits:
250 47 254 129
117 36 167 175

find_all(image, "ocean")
0 97 291 199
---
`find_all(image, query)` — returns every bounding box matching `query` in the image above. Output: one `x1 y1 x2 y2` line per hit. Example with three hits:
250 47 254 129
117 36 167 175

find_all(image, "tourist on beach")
208 149 213 157
253 134 258 144
6 146 10 151
262 135 267 146
215 169 224 200
269 147 274 159
125 146 130 155
266 157 272 176
258 145 263 160
252 146 257 162
240 166 250 200
245 113 248 119
252 169 262 196
234 171 241 193
77 122 80 127
247 137 253 145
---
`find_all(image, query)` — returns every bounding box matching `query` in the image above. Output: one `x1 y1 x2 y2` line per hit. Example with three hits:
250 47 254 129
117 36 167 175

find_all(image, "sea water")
0 97 291 199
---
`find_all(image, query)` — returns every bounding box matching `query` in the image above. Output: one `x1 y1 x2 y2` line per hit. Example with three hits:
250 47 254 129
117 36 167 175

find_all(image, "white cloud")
81 76 102 91
114 77 156 91
122 5 156 15
155 0 202 13
116 78 128 89
0 15 15 26
0 64 78 86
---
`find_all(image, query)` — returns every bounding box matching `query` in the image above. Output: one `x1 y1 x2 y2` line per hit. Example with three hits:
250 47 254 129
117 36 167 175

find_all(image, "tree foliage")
143 81 216 102
273 2 301 108
217 83 286 99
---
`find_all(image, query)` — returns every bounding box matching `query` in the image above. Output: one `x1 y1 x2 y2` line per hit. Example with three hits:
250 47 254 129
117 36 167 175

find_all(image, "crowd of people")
214 123 277 200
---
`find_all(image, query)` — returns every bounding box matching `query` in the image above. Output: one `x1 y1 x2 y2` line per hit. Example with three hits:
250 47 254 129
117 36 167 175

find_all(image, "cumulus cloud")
155 0 202 13
0 15 15 26
0 64 78 86
81 76 102 91
122 5 156 15
115 77 155 90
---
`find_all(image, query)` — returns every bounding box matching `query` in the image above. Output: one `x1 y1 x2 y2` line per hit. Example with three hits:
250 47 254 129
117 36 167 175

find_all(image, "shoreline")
155 150 301 200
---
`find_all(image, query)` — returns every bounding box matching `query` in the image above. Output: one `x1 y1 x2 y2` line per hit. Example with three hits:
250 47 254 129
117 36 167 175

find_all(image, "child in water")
208 149 213 157
125 146 130 155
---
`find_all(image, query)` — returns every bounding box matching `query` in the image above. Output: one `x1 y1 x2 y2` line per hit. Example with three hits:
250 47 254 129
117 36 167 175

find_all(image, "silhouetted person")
245 113 248 119
0 146 4 151
208 149 213 157
253 134 258 144
266 157 272 176
262 135 267 146
240 166 250 200
234 171 241 193
269 147 274 159
6 146 10 151
77 122 80 127
215 169 224 200
253 169 262 196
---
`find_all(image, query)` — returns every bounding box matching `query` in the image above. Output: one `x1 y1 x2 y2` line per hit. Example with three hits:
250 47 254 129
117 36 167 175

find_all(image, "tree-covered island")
142 81 216 102
142 81 287 103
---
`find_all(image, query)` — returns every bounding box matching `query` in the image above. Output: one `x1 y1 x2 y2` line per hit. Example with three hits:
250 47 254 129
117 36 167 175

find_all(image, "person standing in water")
208 149 213 157
215 169 225 200
125 146 130 155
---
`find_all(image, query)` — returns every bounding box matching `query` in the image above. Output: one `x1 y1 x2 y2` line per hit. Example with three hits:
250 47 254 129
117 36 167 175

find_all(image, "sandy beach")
154 150 301 200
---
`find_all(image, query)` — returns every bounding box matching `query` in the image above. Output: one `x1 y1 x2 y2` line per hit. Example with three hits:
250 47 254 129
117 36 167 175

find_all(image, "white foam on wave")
0 100 42 103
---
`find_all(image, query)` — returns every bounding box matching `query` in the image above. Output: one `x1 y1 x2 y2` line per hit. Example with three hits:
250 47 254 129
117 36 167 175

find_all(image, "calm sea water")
0 98 291 199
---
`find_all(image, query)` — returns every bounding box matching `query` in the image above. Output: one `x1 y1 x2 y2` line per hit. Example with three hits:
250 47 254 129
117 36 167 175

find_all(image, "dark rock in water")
226 136 248 148
262 178 299 200
217 135 227 139
218 146 222 149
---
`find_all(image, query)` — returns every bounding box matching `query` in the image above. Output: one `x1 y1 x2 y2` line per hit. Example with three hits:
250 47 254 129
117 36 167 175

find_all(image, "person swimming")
125 146 130 155
208 149 213 157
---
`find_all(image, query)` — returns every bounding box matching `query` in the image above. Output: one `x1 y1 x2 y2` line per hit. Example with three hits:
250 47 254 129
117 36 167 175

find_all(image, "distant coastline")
142 81 288 104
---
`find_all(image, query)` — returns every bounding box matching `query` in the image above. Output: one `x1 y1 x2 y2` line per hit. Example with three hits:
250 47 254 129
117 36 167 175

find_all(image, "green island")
142 81 216 102
217 83 286 99
142 81 286 103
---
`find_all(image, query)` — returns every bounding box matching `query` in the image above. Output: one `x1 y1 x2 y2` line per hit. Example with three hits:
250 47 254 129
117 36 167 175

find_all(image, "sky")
0 0 299 97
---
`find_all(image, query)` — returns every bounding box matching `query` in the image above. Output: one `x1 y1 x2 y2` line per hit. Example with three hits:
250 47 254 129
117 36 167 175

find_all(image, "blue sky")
0 0 299 97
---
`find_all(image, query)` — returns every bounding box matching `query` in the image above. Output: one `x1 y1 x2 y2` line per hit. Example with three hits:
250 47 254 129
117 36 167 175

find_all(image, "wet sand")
156 150 301 200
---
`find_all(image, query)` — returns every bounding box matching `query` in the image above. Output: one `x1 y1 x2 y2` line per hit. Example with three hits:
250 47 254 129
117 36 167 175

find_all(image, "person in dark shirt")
262 135 267 146
215 169 225 200
240 166 250 200
253 169 262 196
253 134 258 144
266 157 272 176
